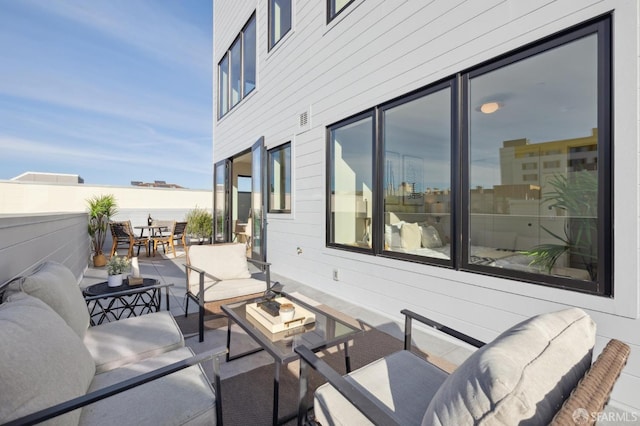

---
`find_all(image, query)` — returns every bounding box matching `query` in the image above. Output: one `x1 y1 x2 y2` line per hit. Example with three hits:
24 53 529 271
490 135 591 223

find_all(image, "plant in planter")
106 255 131 287
522 170 598 281
185 206 213 244
87 194 118 267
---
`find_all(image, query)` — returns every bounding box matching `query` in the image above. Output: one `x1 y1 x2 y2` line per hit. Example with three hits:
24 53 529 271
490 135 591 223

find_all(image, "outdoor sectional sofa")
0 261 224 425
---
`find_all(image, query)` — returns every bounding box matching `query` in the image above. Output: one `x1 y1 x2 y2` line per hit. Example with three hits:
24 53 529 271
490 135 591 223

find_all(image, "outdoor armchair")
184 243 271 342
296 308 630 426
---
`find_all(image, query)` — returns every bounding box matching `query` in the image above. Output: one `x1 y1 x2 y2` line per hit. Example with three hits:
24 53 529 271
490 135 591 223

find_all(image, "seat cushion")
81 347 217 426
315 350 448 426
423 308 596 426
0 292 96 425
198 277 267 302
84 311 184 373
188 244 251 281
4 260 90 338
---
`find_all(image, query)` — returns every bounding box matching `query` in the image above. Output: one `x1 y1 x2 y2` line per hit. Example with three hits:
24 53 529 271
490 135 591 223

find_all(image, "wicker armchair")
152 221 187 257
109 221 148 258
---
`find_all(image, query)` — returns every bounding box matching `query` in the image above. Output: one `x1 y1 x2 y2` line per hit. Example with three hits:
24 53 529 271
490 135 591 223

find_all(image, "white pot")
107 274 124 287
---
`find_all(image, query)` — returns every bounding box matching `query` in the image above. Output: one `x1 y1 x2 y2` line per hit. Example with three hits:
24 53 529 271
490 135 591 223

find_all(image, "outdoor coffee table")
83 278 173 325
221 292 362 425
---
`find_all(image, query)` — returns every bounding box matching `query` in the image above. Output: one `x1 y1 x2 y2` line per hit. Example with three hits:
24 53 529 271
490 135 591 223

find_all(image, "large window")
381 83 453 263
268 142 292 213
328 112 374 249
326 17 612 295
327 0 355 23
218 13 256 118
269 0 292 50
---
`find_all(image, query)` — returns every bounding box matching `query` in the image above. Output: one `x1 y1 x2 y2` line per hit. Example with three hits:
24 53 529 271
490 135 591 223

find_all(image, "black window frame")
324 15 612 296
217 13 256 120
267 142 292 214
327 0 356 23
268 0 292 51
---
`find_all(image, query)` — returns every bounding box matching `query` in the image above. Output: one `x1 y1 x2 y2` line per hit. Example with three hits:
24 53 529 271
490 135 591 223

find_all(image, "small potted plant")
106 255 131 287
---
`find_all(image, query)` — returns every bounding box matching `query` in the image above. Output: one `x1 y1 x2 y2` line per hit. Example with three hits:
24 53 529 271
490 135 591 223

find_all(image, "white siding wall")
214 0 640 411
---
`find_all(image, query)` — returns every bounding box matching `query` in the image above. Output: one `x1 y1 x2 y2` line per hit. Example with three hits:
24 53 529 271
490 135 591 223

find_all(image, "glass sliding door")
214 159 230 242
251 137 267 262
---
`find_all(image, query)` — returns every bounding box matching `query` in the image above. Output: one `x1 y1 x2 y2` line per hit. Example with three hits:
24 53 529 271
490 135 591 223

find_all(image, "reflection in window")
243 17 256 96
218 54 229 116
217 13 256 118
268 143 291 213
328 114 373 247
328 0 354 22
269 0 292 49
382 87 452 260
230 37 241 108
468 34 599 282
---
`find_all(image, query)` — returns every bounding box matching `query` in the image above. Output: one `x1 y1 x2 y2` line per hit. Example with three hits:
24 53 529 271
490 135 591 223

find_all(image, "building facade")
213 0 639 411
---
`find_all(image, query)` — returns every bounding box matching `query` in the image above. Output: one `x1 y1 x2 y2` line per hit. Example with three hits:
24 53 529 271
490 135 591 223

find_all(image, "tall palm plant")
523 171 598 280
87 194 118 266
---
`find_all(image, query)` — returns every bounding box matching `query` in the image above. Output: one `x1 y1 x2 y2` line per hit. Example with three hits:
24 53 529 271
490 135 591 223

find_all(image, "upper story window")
218 13 256 119
268 142 292 213
327 0 355 23
326 16 612 296
269 0 292 50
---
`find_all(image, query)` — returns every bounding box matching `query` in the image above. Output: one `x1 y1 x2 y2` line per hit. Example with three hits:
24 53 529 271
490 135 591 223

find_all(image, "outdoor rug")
174 306 456 426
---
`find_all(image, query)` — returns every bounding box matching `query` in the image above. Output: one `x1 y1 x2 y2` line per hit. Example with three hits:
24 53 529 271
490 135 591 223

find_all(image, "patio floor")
79 247 475 381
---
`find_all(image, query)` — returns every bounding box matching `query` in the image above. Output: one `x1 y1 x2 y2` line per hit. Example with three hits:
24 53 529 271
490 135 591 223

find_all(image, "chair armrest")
401 309 485 350
295 345 402 426
4 347 228 426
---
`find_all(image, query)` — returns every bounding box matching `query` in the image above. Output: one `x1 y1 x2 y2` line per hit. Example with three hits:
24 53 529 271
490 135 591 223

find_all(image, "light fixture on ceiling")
479 101 501 114
480 102 501 114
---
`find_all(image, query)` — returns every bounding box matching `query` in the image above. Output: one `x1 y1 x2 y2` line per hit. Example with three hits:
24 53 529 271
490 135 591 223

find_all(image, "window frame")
268 0 292 51
324 16 612 296
267 142 292 214
217 13 256 119
326 109 376 253
327 0 356 23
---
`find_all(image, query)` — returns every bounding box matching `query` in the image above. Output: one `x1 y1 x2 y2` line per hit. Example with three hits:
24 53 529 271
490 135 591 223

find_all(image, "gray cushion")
0 292 96 425
81 347 217 425
422 308 596 426
84 311 184 373
315 350 448 425
5 261 90 338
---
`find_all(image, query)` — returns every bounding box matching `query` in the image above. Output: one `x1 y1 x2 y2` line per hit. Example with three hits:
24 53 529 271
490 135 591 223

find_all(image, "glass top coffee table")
221 292 362 425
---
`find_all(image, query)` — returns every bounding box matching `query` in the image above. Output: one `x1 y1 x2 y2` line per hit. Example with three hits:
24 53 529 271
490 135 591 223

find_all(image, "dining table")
134 225 168 256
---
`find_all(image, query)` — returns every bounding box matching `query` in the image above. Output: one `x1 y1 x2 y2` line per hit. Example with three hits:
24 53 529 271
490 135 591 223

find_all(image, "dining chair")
152 221 188 257
109 221 148 258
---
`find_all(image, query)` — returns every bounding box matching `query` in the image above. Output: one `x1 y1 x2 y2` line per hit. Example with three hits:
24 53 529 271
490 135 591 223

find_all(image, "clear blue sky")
0 1 213 190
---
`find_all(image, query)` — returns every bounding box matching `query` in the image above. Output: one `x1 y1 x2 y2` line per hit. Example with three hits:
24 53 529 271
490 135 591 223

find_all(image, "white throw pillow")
421 225 443 248
187 243 251 281
0 292 96 425
385 222 403 249
4 261 90 338
401 222 421 250
422 308 595 426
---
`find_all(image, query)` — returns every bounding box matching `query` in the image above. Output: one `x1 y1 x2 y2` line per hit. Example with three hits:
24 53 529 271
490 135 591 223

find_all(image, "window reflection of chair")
152 221 188 258
109 221 148 258
233 221 249 243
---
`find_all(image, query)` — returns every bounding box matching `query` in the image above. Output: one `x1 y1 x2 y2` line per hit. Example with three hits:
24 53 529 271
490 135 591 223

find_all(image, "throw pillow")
0 292 95 425
4 261 90 338
385 222 403 249
421 225 443 248
422 308 595 426
401 222 421 250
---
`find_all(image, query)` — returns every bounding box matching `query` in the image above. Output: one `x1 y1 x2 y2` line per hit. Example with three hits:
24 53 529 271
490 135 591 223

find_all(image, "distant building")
130 180 185 189
11 172 84 184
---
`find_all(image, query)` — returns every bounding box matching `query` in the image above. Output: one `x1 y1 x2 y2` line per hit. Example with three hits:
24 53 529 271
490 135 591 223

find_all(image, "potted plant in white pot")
106 255 131 287
87 194 118 267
